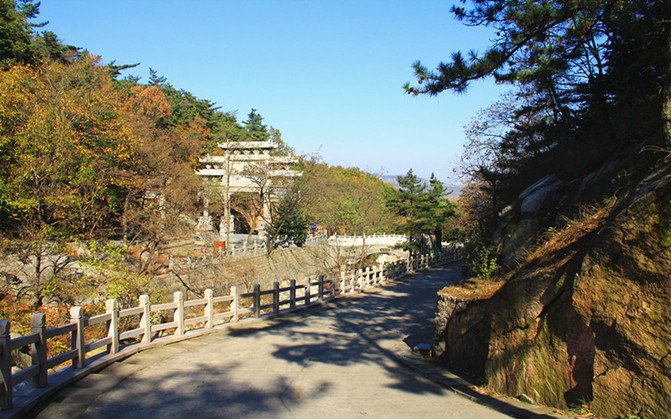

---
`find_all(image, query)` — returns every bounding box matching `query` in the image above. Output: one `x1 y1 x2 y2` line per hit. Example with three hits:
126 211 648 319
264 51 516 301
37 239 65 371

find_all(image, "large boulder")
434 163 671 417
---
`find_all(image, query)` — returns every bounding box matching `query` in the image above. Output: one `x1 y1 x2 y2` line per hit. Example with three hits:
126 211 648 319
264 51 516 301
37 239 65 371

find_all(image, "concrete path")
27 263 541 418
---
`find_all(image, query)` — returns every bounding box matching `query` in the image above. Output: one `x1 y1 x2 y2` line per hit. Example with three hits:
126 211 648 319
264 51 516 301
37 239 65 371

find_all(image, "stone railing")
169 241 268 270
327 233 408 247
169 234 330 270
0 249 461 416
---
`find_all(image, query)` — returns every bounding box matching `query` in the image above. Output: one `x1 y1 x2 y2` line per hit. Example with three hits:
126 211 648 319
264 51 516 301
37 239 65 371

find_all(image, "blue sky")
37 0 508 182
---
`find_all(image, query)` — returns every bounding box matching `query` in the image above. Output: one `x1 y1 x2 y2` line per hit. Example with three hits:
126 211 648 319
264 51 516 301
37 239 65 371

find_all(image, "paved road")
29 263 522 418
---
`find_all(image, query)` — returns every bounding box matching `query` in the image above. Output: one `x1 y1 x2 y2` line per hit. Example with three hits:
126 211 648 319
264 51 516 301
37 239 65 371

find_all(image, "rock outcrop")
434 157 671 417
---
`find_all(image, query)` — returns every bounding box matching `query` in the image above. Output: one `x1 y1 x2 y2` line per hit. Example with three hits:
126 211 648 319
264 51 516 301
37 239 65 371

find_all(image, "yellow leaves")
0 57 145 232
125 85 171 119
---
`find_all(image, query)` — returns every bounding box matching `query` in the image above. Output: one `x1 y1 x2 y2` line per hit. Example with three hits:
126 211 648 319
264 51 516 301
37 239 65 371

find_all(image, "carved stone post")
304 277 311 305
330 273 336 298
290 280 296 309
273 282 280 314
140 295 151 344
174 291 184 336
0 320 12 410
205 289 214 328
106 299 119 354
31 313 47 388
318 275 324 303
230 286 239 323
253 284 261 318
70 306 85 369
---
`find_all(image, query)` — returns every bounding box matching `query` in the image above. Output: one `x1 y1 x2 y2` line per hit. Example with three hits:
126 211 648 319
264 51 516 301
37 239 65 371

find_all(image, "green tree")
0 0 43 68
242 108 268 142
405 0 669 145
148 67 167 86
426 174 458 254
33 31 79 64
268 193 308 248
385 170 456 254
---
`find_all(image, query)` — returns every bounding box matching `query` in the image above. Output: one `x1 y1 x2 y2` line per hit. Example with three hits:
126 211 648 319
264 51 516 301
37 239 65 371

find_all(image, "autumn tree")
0 56 138 236
298 161 399 235
118 82 203 249
0 56 142 307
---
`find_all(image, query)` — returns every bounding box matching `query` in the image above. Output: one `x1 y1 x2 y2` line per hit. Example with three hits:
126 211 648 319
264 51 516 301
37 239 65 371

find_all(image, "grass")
439 196 617 305
522 197 616 267
438 276 506 301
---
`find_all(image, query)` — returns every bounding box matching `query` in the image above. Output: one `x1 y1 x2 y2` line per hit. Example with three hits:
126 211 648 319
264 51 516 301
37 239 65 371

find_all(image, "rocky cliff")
434 150 671 417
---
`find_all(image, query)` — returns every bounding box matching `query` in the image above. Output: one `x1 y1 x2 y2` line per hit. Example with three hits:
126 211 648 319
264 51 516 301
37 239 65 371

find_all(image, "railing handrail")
0 247 464 415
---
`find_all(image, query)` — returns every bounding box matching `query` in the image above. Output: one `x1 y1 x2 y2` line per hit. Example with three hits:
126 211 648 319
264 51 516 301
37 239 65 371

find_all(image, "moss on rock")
434 163 671 417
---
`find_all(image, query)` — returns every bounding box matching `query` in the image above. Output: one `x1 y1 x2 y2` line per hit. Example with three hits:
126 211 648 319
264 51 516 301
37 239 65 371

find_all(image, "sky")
37 0 508 183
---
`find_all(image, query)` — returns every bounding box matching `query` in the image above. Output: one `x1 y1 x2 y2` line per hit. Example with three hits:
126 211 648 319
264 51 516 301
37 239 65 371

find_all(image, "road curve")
28 263 514 418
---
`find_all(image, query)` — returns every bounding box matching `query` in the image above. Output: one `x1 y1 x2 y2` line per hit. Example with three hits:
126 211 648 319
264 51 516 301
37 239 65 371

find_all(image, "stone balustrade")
327 233 408 247
0 249 462 416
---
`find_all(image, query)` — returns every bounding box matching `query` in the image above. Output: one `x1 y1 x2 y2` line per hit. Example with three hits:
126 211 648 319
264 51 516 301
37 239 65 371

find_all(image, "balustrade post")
339 270 346 296
253 284 261 318
318 275 324 303
329 273 336 298
30 313 48 388
70 306 85 369
273 282 280 314
230 286 239 323
140 295 151 344
289 280 296 309
205 289 214 328
174 291 184 336
106 299 119 354
304 277 311 305
0 320 11 411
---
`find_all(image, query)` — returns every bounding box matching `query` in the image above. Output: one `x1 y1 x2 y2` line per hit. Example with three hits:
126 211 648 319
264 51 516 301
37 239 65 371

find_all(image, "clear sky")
37 0 508 182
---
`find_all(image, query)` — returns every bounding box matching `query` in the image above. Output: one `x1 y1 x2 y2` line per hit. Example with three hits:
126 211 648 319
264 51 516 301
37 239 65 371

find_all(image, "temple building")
196 140 301 241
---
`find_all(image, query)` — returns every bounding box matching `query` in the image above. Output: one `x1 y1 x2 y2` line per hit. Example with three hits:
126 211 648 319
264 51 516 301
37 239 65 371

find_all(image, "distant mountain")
379 175 463 199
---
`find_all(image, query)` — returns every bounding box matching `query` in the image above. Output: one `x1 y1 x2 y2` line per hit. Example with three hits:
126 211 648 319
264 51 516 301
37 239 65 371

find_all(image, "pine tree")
268 194 308 247
148 67 167 86
386 170 456 254
242 108 269 142
0 0 44 68
404 0 669 146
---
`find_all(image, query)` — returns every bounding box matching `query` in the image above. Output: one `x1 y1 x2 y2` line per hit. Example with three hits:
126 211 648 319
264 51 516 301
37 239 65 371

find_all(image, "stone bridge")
326 233 407 248
326 233 408 257
0 250 555 418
